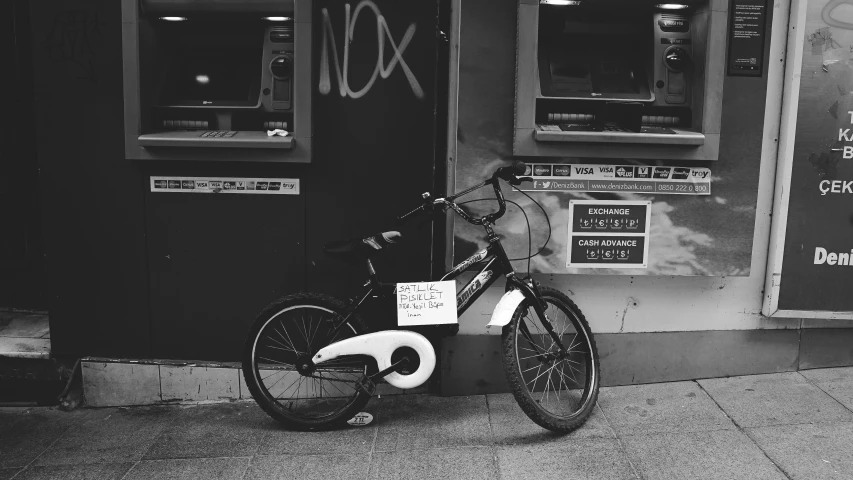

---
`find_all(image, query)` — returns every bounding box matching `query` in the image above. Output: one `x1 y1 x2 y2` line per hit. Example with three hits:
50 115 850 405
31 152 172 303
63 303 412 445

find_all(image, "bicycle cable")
510 183 552 266
456 179 551 275
456 198 531 269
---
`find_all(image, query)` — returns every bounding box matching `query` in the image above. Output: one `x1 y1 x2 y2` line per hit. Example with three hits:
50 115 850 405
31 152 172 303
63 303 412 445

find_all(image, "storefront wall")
440 0 853 395
32 0 443 361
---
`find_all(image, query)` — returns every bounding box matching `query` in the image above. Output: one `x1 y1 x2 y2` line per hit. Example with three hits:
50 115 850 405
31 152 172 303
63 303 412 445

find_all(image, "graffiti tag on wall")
319 0 424 100
42 8 104 83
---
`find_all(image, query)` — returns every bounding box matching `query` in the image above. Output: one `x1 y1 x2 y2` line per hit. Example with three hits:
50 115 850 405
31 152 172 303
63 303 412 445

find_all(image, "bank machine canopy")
122 0 312 162
514 0 728 161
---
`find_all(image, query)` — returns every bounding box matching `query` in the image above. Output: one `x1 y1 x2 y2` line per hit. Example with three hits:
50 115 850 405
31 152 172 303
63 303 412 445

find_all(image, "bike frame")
327 222 568 354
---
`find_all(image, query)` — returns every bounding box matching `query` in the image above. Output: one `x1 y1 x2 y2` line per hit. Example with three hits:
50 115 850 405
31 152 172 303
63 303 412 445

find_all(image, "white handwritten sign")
396 281 457 326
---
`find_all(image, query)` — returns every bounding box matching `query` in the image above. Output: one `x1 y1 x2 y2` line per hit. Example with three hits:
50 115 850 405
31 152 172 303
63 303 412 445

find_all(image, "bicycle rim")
510 293 597 424
249 304 367 424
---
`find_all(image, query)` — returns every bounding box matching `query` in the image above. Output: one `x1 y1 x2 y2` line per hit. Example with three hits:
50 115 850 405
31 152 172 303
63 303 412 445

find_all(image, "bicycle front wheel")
501 286 600 433
242 293 373 430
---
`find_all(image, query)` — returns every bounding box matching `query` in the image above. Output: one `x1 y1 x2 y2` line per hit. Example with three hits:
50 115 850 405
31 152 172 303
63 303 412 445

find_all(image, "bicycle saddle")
323 231 402 261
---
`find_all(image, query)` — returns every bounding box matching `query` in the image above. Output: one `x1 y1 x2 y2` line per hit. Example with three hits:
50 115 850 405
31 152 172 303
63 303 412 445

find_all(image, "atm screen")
172 49 259 104
158 28 263 108
538 21 654 101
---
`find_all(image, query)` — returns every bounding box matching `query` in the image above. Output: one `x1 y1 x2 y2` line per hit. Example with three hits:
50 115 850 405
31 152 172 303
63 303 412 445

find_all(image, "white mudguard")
486 289 526 328
311 330 436 390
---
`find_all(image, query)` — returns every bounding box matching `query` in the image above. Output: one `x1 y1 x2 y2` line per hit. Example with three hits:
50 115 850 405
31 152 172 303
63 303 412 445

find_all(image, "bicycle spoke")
272 326 297 353
258 356 292 366
278 319 301 356
267 369 297 393
261 369 288 382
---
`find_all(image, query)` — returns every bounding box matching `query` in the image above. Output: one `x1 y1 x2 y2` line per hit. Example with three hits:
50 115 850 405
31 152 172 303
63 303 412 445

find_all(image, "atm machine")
514 0 728 161
119 0 313 360
122 0 312 162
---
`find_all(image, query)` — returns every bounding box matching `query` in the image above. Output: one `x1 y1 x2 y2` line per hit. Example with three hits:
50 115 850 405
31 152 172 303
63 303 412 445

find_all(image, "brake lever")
509 176 533 186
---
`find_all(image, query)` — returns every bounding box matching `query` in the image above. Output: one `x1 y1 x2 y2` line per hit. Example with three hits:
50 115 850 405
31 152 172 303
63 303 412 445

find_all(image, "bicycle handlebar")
396 161 528 225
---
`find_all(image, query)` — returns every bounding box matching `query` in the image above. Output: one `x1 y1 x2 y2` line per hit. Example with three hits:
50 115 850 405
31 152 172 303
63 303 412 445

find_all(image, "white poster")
396 281 458 326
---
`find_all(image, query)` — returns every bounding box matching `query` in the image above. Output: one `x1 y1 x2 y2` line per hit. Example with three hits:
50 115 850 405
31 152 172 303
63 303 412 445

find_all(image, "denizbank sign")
813 247 853 266
773 0 853 315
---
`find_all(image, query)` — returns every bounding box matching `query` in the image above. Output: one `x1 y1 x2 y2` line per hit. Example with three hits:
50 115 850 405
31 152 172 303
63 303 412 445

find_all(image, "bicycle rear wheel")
501 286 600 433
241 293 373 430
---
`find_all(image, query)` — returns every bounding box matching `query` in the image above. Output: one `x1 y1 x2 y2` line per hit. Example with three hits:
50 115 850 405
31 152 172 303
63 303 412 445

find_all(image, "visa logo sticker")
636 167 651 178
598 166 615 177
574 167 594 176
195 181 209 189
209 181 223 189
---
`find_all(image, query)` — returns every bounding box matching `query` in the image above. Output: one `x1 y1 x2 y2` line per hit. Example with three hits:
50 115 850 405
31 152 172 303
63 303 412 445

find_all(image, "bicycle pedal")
356 375 377 396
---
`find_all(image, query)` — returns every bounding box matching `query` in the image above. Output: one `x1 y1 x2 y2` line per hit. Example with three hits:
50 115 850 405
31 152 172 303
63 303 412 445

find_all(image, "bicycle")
241 161 600 432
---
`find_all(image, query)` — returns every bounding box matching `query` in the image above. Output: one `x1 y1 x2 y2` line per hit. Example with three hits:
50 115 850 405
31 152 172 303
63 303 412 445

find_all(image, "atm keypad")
200 131 237 138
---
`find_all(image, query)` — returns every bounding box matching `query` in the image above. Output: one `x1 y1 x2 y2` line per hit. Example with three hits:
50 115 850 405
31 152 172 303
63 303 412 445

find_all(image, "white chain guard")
311 330 436 390
486 289 526 328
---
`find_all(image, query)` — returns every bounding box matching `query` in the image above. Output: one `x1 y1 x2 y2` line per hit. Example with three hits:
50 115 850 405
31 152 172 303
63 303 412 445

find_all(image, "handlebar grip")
496 161 529 182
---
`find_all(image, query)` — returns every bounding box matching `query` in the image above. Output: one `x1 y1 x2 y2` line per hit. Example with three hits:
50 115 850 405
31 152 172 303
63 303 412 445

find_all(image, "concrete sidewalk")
2 368 853 480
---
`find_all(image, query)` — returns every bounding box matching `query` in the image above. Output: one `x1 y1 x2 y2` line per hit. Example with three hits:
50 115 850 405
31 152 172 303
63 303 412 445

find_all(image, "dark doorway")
0 0 48 310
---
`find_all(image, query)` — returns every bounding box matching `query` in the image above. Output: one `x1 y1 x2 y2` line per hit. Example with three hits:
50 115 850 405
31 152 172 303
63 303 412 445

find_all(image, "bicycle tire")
501 286 600 433
242 292 373 430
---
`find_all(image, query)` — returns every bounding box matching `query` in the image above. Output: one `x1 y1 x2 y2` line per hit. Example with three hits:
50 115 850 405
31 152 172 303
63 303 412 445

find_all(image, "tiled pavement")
0 312 50 359
2 367 853 479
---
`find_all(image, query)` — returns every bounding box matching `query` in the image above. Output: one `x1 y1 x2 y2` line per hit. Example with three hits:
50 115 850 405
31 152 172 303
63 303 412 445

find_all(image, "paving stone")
81 362 160 407
238 369 250 400
747 422 853 480
0 408 83 468
159 366 240 402
622 429 786 480
369 447 496 480
0 468 21 480
486 393 614 444
36 406 174 466
597 381 735 435
370 394 492 452
0 337 50 358
259 423 376 455
0 312 23 325
0 316 49 338
801 367 853 411
11 463 133 480
698 372 853 427
144 402 269 459
246 454 367 480
497 439 636 480
125 458 249 480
